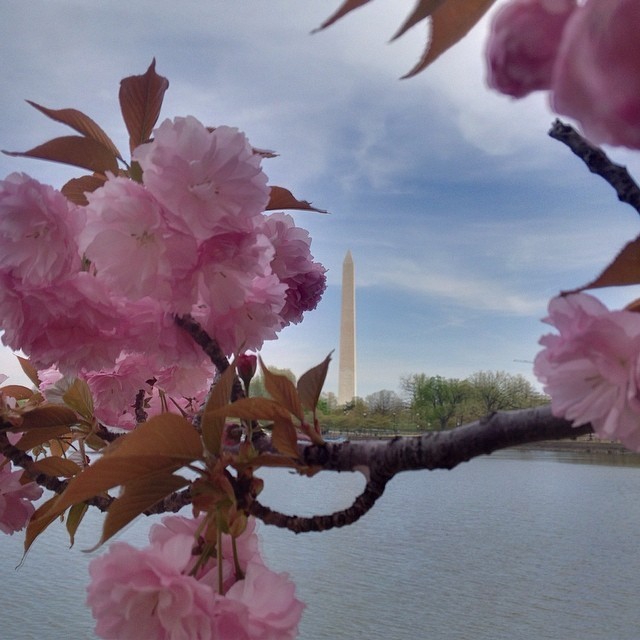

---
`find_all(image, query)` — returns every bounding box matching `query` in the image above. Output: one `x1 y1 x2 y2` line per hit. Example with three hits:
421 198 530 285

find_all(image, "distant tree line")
249 368 548 434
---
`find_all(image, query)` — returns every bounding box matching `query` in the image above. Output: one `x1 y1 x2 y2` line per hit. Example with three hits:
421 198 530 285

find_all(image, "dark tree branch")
248 405 593 533
549 119 640 215
2 405 595 531
174 314 245 401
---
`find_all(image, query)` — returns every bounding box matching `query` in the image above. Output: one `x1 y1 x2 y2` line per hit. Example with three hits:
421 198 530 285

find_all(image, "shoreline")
514 437 634 455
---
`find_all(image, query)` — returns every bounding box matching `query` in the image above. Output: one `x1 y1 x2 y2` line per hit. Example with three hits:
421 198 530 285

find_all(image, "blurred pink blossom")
0 454 43 535
89 516 303 639
260 213 326 326
87 537 221 640
0 273 123 374
225 560 304 640
486 0 640 150
534 293 640 450
0 173 83 286
134 117 269 240
81 177 198 312
551 0 640 149
486 0 577 98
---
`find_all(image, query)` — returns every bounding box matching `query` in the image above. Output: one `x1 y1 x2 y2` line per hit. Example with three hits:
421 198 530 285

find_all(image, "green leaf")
119 59 169 154
3 135 119 174
25 100 123 160
201 365 237 455
99 473 190 546
297 352 332 413
266 186 327 213
260 359 304 421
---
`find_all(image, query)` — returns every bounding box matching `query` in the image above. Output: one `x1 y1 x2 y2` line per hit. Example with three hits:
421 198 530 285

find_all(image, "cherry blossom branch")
1 405 594 529
248 405 593 533
174 314 245 401
548 119 640 215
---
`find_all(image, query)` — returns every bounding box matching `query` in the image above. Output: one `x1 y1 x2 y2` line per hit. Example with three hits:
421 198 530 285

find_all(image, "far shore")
513 436 636 455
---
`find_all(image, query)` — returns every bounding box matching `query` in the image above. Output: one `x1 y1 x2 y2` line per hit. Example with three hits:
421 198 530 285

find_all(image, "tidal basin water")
3 448 640 639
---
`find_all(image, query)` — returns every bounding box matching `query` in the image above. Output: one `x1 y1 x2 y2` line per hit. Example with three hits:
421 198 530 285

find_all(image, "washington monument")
338 250 356 405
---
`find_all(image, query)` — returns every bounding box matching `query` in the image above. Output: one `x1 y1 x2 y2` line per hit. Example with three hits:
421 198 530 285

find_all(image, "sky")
2 0 640 400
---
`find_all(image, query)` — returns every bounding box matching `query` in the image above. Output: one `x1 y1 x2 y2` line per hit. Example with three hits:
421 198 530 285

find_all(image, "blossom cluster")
486 0 640 149
0 116 326 427
86 515 303 640
534 293 640 451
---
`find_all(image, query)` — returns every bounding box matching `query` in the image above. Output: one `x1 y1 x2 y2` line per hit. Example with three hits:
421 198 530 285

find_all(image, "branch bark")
548 119 640 215
249 405 593 533
1 405 594 530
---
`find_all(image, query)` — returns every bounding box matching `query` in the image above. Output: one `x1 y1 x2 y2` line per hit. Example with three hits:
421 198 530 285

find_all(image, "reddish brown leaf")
297 352 333 413
201 364 238 455
61 174 107 205
26 101 123 160
30 456 81 478
99 472 189 546
209 396 292 422
402 0 497 77
267 186 327 213
119 59 169 154
17 357 40 387
66 502 88 547
3 136 119 174
563 236 640 295
15 426 71 451
25 495 62 552
313 0 372 31
391 0 446 41
19 405 78 431
260 359 304 421
271 418 301 459
0 385 35 401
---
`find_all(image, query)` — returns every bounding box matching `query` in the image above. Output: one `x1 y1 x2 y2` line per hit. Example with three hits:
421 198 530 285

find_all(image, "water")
3 450 640 639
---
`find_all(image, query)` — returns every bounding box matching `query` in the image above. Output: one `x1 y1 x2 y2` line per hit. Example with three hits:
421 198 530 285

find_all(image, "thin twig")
549 119 640 215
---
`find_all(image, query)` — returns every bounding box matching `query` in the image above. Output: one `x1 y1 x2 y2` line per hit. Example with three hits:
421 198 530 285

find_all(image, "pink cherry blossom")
87 537 222 640
81 177 198 313
84 354 152 429
486 0 577 98
551 0 640 149
0 273 123 374
260 213 327 326
534 293 640 450
0 173 83 287
0 454 43 535
133 117 270 240
225 560 304 640
194 272 287 355
149 514 262 593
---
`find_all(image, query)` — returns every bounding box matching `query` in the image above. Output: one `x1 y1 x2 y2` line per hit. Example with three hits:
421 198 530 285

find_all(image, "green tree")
466 371 548 416
402 374 470 430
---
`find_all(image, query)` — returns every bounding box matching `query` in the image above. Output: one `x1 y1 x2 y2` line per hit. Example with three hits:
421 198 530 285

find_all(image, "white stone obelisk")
338 250 356 405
